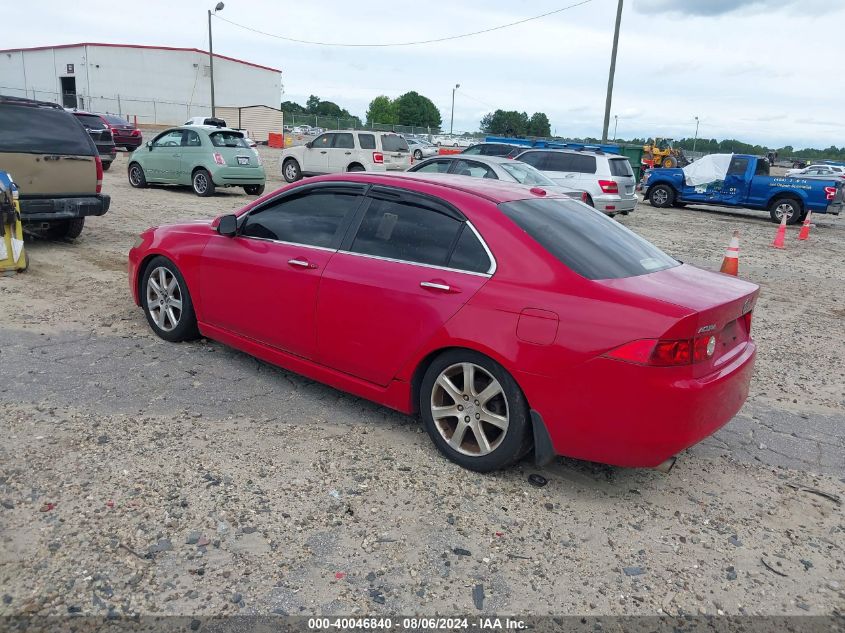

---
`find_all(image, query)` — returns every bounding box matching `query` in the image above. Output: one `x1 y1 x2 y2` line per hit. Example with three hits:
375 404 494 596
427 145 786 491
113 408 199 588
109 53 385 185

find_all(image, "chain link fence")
283 111 447 136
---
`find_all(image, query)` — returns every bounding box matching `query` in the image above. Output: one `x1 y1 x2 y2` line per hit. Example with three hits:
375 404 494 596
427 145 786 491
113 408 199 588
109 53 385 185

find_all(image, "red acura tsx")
128 173 758 472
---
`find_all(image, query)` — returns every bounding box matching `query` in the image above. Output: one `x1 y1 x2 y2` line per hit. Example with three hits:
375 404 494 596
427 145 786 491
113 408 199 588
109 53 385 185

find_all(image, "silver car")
784 164 845 180
514 149 637 216
407 154 588 202
405 137 438 161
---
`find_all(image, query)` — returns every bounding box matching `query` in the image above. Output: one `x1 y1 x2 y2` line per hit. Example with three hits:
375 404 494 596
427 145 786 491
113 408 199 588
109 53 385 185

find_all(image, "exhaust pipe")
654 456 677 474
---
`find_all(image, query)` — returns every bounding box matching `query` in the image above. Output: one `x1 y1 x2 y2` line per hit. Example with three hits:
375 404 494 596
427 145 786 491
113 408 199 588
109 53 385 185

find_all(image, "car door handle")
345 151 352 155
320 151 327 154
288 257 318 269
420 281 454 292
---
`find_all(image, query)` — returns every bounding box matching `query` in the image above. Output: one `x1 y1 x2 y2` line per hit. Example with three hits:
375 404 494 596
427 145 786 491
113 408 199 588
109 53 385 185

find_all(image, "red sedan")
128 173 758 472
99 113 143 150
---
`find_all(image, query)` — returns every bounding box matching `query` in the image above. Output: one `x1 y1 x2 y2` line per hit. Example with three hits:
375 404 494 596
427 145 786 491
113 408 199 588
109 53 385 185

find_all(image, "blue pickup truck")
642 154 844 223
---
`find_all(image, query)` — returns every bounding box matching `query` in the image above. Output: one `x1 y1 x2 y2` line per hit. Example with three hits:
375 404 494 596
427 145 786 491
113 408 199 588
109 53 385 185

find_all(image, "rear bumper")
523 340 756 468
20 194 111 221
212 168 266 186
594 193 638 213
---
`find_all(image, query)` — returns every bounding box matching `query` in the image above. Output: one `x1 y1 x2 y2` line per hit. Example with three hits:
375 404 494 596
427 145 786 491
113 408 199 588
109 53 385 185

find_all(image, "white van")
280 131 411 182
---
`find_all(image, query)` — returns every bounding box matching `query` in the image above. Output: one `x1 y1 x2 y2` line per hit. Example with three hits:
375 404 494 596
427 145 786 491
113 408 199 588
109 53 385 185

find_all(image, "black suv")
0 95 111 239
68 109 117 170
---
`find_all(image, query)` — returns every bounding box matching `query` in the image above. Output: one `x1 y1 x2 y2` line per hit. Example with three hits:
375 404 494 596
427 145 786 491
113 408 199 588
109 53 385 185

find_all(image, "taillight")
605 336 716 367
410 155 414 164
824 186 836 200
598 180 619 194
95 155 103 193
743 310 753 335
254 151 262 166
213 152 226 165
581 192 589 202
372 152 384 164
131 130 140 137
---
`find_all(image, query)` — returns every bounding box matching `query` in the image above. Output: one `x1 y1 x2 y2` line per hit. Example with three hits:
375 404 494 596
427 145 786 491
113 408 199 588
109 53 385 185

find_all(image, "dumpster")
618 145 645 181
0 171 27 274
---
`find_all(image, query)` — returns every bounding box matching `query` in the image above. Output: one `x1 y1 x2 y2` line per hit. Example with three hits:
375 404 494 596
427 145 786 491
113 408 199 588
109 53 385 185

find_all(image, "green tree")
280 100 306 113
305 95 321 114
392 91 442 128
527 112 551 137
480 110 530 136
366 95 396 125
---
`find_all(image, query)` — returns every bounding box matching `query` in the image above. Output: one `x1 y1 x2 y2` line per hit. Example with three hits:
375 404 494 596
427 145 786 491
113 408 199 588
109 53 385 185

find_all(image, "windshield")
209 131 248 148
500 198 678 280
500 161 556 186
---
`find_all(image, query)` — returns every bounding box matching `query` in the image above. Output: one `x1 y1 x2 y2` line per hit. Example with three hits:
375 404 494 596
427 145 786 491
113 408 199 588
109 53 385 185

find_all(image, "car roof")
517 148 607 157
181 125 242 134
303 171 560 204
427 155 512 166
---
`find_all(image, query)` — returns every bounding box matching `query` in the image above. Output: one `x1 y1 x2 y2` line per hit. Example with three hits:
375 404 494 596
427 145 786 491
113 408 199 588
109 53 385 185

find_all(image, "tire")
128 163 147 188
102 161 112 172
648 184 675 208
47 217 85 240
282 159 302 183
419 350 531 472
413 149 423 161
347 164 365 172
584 194 594 208
769 197 802 225
140 256 200 343
244 184 265 195
192 169 215 197
663 156 678 168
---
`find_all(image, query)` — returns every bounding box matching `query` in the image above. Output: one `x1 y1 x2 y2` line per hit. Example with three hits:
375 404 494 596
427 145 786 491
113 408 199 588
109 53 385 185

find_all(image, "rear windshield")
209 131 248 148
74 113 108 130
608 158 633 177
500 162 555 186
381 135 409 152
0 105 94 155
499 198 678 280
102 114 130 126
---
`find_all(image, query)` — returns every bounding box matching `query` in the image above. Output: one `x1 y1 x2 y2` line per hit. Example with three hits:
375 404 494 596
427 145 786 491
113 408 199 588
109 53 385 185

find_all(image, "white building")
0 42 282 126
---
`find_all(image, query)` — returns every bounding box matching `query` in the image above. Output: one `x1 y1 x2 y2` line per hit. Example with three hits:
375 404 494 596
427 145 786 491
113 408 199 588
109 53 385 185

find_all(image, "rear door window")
500 198 678 280
544 153 577 172
608 158 634 177
728 157 749 176
0 106 94 155
333 133 355 149
358 134 376 150
448 225 491 273
380 135 409 153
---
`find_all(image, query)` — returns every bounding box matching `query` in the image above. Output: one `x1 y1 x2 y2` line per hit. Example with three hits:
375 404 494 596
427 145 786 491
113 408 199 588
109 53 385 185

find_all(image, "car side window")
727 157 749 176
414 160 451 174
312 133 333 150
333 133 354 149
463 145 482 155
358 134 376 150
518 152 544 169
350 197 461 267
183 131 202 147
241 189 361 248
572 154 597 174
544 153 574 172
452 160 497 179
449 225 491 273
754 159 770 176
153 130 184 147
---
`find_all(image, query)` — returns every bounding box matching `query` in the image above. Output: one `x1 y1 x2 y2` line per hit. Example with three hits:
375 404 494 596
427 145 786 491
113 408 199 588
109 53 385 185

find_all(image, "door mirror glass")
217 214 238 237
146 141 153 149
305 141 313 149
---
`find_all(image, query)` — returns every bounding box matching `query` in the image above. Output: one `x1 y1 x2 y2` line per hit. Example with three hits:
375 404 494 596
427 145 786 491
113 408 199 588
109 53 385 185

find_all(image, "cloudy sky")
6 0 844 148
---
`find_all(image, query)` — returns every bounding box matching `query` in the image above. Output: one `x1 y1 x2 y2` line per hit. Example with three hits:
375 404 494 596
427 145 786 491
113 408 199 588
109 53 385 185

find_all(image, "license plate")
237 156 250 165
626 186 634 194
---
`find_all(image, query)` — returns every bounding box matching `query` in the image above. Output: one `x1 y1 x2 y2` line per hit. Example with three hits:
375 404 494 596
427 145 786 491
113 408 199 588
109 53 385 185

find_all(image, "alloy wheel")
284 163 297 180
194 172 208 194
146 267 183 332
775 203 794 220
129 166 142 186
652 189 668 205
430 362 509 457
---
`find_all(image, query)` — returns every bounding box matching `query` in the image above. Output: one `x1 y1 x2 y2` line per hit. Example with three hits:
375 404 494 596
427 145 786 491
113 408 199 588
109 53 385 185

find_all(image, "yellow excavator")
642 137 689 169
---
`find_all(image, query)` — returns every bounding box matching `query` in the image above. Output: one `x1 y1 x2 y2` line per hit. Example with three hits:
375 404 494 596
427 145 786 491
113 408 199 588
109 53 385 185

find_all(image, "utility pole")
208 2 224 117
450 83 460 136
601 0 623 143
613 115 618 141
693 116 700 154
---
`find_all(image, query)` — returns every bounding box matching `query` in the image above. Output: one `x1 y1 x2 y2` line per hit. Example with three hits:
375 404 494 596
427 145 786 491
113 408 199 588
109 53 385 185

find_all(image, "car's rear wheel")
46 218 85 240
192 169 215 197
769 197 802 224
244 184 265 195
420 350 531 472
141 256 200 342
102 161 112 172
348 164 365 172
648 184 675 208
128 163 147 188
413 149 423 160
282 159 302 183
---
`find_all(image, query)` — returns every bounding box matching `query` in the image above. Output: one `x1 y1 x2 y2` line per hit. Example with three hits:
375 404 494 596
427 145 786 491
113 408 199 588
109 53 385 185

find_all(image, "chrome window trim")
235 234 338 253
340 220 497 277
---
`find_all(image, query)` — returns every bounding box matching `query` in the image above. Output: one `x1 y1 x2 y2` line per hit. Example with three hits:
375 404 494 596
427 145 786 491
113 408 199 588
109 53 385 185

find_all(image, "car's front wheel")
192 169 215 197
420 350 531 472
128 163 147 188
141 256 200 342
282 159 302 183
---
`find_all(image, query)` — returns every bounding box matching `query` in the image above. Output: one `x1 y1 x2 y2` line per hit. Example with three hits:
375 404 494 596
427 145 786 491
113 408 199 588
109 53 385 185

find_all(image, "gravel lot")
0 148 843 619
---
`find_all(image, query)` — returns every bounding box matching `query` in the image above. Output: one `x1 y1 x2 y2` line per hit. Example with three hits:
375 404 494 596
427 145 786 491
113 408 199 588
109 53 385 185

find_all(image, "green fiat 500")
127 126 266 197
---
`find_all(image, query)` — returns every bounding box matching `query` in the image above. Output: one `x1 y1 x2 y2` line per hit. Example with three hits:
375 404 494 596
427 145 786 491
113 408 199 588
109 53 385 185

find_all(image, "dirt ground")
0 148 843 619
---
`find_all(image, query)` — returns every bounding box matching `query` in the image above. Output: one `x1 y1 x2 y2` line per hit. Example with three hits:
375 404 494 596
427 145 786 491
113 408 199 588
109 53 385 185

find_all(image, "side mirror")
146 141 153 150
217 214 238 237
305 141 313 149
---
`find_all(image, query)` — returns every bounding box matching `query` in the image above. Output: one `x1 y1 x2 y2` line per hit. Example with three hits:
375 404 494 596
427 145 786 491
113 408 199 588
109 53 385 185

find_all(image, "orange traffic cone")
719 230 740 275
771 212 787 249
798 209 813 241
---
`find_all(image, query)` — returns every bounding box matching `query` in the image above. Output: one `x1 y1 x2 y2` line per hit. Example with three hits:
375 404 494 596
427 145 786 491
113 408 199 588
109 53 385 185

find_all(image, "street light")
208 2 225 117
693 116 700 154
450 83 460 136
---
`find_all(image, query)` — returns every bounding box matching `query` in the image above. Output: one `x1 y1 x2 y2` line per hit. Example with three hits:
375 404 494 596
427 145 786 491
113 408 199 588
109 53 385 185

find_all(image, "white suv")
280 131 411 182
514 149 637 216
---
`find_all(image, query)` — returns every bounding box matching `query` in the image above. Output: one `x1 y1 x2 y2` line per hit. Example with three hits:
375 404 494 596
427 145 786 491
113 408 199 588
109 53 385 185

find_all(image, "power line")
213 1 593 48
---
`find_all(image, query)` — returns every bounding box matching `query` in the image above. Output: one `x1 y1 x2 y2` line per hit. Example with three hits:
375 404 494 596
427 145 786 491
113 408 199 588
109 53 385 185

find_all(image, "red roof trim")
0 42 281 74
